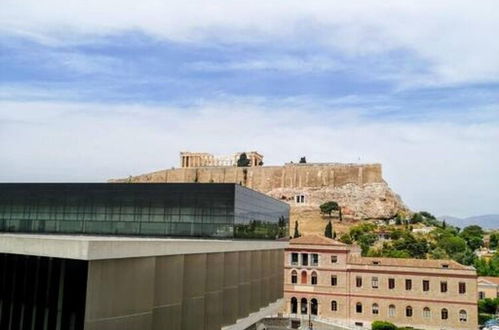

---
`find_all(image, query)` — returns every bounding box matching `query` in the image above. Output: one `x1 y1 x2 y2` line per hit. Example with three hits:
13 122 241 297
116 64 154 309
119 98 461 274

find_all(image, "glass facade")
0 183 289 239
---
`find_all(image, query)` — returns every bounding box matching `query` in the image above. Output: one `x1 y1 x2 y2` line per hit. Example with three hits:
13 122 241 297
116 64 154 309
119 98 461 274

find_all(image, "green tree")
293 221 300 238
438 235 467 256
478 298 499 314
410 212 424 224
371 321 397 330
429 247 449 259
460 225 484 251
237 153 251 167
339 233 352 244
324 220 333 238
358 233 378 256
320 201 339 217
349 223 376 241
490 233 499 249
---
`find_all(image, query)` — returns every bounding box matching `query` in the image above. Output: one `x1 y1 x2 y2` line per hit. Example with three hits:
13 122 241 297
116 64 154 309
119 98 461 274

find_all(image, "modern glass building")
0 183 289 239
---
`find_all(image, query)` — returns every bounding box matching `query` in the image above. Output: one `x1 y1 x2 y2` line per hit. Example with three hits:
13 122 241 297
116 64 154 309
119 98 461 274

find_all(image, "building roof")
290 235 346 246
479 276 499 285
348 256 473 270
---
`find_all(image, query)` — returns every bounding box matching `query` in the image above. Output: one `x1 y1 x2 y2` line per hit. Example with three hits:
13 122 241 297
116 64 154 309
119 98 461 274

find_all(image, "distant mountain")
439 214 499 230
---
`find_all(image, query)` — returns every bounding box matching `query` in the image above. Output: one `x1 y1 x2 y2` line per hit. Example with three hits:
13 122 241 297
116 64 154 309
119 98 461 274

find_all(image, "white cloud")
0 99 498 218
1 1 499 86
189 55 342 73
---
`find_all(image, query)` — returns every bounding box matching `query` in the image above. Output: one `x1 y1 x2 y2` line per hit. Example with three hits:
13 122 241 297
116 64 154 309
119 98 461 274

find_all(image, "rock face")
110 162 409 222
267 182 407 220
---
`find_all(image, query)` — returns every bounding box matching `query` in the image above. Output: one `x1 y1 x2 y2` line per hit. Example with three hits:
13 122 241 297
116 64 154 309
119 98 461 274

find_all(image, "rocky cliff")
110 163 408 222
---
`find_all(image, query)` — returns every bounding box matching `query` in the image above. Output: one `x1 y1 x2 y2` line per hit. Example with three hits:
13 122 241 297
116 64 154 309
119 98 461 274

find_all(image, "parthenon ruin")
179 151 263 168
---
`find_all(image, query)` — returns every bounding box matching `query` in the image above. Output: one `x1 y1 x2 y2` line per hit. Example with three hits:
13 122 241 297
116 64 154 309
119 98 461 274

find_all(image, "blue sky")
0 1 498 217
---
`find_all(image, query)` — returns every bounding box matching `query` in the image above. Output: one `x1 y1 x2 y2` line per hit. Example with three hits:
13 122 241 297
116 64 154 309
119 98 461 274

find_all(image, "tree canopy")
320 201 340 217
293 221 300 238
236 153 251 167
324 220 333 238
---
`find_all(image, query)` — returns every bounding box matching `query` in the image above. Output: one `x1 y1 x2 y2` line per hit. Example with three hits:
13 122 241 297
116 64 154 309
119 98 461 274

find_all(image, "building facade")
0 183 289 240
0 183 289 330
478 276 499 299
283 235 478 329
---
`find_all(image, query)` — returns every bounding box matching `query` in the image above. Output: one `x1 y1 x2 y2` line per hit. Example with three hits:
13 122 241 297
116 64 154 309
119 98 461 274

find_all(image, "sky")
0 1 498 217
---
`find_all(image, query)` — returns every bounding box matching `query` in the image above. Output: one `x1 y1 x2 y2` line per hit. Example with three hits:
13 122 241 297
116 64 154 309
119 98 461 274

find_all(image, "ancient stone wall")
113 163 383 193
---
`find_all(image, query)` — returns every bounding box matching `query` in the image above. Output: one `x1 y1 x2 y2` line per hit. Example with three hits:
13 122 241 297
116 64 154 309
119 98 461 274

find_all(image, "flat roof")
0 233 288 260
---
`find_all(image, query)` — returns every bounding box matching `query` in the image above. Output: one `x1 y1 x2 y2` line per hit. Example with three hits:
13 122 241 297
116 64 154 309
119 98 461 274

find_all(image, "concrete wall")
119 164 383 193
83 249 284 330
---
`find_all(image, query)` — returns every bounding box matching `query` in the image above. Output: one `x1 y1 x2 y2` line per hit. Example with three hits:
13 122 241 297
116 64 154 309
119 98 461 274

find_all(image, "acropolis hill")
110 152 408 235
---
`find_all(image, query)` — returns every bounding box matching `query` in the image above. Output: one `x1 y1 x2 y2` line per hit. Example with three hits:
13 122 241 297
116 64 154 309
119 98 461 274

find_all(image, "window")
311 272 318 285
423 307 431 318
356 302 362 313
442 264 449 268
331 275 337 286
388 278 395 289
406 306 413 317
291 297 298 314
405 279 412 290
388 305 395 317
311 299 318 315
301 271 307 284
331 255 338 263
291 253 299 265
479 291 485 299
459 282 466 294
441 308 448 320
423 280 430 292
372 260 380 265
441 281 448 293
301 298 308 314
372 303 379 315
459 310 467 322
356 276 362 288
372 277 379 289
291 270 297 284
311 253 319 266
331 300 337 311
302 253 308 266
295 195 305 203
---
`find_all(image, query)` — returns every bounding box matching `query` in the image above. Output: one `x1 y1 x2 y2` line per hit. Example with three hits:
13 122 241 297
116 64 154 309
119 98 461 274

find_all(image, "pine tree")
442 220 447 229
333 230 337 239
339 208 343 222
325 220 333 238
293 221 300 238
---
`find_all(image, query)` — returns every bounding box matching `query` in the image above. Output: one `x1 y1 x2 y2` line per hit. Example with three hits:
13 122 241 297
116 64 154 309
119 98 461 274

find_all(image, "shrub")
371 321 397 330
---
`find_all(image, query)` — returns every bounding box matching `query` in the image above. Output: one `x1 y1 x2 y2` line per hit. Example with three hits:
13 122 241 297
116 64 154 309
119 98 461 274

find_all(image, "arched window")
331 300 337 311
372 303 379 315
356 302 362 313
311 298 318 315
301 271 307 284
423 307 431 318
388 305 395 317
459 310 467 322
291 297 298 314
311 271 318 285
301 298 308 315
291 270 297 284
441 308 448 320
406 306 413 317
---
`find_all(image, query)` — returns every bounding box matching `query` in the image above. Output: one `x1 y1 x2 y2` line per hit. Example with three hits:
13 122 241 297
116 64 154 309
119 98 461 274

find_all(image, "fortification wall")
115 163 383 193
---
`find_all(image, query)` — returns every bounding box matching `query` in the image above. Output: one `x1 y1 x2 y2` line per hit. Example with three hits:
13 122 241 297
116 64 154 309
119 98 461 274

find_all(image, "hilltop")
110 154 409 236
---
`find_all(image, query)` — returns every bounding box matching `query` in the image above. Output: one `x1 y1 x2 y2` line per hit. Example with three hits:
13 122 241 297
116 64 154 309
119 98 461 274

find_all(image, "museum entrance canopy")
0 183 289 239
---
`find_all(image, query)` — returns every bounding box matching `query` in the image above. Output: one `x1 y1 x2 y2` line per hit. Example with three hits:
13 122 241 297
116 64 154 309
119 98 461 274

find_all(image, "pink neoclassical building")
283 235 477 329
